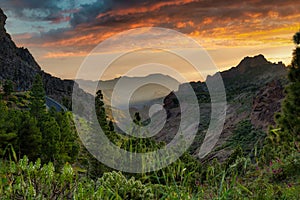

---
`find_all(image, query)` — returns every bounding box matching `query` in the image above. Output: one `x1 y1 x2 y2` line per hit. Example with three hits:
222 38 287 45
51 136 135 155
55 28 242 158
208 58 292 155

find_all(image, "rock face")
236 54 270 73
0 8 7 35
0 8 87 106
251 80 285 131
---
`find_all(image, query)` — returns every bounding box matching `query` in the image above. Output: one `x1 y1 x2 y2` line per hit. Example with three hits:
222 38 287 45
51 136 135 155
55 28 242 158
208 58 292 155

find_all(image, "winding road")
45 96 67 112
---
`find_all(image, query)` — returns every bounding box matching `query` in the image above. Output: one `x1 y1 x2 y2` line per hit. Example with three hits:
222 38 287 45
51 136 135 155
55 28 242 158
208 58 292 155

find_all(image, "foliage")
29 74 46 121
1 33 300 199
263 31 300 161
275 31 300 140
95 90 121 143
96 171 154 200
3 80 13 96
0 101 18 156
0 156 77 199
0 75 78 168
17 112 42 161
226 120 266 157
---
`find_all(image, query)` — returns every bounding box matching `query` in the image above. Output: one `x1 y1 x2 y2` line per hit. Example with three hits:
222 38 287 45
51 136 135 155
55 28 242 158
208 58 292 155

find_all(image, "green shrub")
96 171 154 200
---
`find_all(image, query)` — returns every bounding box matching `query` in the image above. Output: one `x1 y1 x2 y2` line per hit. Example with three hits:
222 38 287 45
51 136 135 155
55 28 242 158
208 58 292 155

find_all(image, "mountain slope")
0 8 91 110
151 54 288 162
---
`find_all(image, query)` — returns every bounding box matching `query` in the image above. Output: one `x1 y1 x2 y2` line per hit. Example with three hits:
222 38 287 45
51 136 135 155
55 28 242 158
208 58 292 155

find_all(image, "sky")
0 0 299 81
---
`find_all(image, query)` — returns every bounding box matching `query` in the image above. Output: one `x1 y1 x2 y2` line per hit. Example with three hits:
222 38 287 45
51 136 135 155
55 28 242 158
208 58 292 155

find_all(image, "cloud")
4 0 300 66
0 0 60 21
3 0 299 82
44 51 87 58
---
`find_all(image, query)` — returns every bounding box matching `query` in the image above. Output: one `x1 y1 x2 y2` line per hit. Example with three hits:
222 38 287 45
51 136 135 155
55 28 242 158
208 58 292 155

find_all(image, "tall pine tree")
275 31 300 142
263 31 300 161
40 115 61 164
0 100 18 156
95 90 120 142
95 90 108 131
52 111 79 165
18 112 42 160
29 74 46 120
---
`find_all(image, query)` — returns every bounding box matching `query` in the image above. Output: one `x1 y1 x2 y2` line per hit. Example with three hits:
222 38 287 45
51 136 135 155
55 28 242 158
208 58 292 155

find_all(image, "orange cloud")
97 0 197 19
41 34 94 47
44 51 88 58
268 11 279 18
245 12 262 18
176 21 194 28
176 22 187 28
202 17 213 25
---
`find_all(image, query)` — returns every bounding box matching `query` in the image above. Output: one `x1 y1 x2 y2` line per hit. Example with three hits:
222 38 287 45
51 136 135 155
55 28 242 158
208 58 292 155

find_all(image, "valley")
0 6 299 199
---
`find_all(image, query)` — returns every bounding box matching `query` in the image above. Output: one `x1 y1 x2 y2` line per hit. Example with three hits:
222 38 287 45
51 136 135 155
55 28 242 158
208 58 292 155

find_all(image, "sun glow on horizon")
1 0 299 81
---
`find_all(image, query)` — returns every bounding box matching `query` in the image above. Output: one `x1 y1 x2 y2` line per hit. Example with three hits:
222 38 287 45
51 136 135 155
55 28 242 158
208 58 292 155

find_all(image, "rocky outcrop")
251 80 285 131
208 54 287 85
236 54 270 73
0 8 90 107
0 8 7 36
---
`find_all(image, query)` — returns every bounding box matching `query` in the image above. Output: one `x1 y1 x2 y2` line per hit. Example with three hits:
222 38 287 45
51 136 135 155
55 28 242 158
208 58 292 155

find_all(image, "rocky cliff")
0 8 84 106
250 79 285 131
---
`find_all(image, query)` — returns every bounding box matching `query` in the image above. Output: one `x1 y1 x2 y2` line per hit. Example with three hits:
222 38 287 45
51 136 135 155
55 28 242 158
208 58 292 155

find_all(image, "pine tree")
83 90 121 178
108 120 114 132
18 112 42 160
275 31 300 142
52 111 79 164
0 100 18 155
263 31 300 161
94 90 121 141
40 115 61 164
133 112 141 125
95 90 108 131
3 80 13 96
29 74 46 120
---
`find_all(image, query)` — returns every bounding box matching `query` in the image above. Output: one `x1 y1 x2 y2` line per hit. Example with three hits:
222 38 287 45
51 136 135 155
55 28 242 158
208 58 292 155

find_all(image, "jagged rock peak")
0 8 7 34
237 54 270 69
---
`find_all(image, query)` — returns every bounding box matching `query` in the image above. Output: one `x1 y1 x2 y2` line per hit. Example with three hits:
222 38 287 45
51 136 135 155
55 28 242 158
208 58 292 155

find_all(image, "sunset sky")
0 0 299 81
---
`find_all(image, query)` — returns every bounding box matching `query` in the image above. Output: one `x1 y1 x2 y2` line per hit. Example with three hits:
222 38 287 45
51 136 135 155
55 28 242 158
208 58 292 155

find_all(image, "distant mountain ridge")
77 74 180 109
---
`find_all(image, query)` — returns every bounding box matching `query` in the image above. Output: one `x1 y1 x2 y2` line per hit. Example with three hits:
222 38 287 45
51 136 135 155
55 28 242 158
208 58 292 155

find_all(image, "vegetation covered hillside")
0 7 299 199
0 31 300 198
153 54 288 163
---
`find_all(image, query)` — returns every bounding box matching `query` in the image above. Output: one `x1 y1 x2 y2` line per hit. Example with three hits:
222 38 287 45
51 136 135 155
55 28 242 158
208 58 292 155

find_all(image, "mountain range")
0 7 288 162
77 74 180 109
